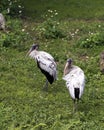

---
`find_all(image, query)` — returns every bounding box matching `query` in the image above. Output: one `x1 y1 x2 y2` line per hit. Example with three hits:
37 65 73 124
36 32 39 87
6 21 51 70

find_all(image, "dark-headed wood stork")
63 58 85 112
27 44 57 90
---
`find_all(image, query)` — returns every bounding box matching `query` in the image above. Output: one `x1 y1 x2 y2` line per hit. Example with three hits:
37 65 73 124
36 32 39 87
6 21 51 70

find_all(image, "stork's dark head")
67 58 73 65
26 44 39 56
30 44 39 51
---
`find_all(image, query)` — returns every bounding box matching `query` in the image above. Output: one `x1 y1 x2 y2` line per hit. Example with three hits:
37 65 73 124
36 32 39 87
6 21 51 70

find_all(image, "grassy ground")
22 0 104 20
0 1 104 129
0 18 104 129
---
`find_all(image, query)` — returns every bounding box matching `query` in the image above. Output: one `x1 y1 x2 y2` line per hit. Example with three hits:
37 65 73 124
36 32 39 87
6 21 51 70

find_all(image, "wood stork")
0 13 5 31
63 58 85 112
27 44 57 90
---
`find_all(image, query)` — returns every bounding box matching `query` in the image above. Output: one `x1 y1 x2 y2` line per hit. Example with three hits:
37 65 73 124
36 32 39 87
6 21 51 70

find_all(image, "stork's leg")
73 100 75 113
73 99 77 113
43 79 48 91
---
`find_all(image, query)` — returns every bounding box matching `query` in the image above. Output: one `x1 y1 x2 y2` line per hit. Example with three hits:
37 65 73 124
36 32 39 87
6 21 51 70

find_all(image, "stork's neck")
29 50 39 59
64 62 76 76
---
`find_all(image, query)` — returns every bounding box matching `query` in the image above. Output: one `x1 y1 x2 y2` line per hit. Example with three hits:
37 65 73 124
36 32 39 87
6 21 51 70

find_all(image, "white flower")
48 10 50 12
22 29 25 32
45 45 48 48
89 32 93 35
76 29 79 32
98 25 101 27
18 5 21 8
91 33 93 35
55 12 58 15
50 10 53 13
40 28 45 31
71 33 75 37
9 2 12 5
19 10 22 13
48 10 51 12
7 8 10 13
86 56 89 59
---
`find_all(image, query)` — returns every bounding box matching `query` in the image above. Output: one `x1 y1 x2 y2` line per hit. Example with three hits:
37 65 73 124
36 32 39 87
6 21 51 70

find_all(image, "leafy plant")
77 32 104 48
0 18 31 49
36 10 65 39
0 0 23 17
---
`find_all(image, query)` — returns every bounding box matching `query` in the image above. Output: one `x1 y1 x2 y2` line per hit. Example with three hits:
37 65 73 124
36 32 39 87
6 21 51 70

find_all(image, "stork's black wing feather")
37 61 54 84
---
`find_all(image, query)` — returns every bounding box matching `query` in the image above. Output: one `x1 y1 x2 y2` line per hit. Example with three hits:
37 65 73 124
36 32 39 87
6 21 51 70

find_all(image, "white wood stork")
27 44 57 90
0 13 5 31
63 58 85 112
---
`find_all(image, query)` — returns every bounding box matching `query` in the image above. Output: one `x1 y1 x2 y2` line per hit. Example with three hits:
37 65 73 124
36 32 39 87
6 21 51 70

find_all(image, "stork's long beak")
26 48 32 57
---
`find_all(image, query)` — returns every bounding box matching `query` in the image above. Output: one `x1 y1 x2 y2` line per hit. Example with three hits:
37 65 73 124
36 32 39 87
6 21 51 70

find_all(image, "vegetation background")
0 0 104 129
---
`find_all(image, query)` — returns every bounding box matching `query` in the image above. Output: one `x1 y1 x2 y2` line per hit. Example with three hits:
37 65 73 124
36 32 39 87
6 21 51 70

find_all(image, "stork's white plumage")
27 44 57 89
63 59 85 112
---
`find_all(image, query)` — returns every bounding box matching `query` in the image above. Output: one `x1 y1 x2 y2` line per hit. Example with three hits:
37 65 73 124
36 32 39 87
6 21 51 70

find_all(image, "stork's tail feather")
37 62 54 84
74 88 80 99
42 70 54 84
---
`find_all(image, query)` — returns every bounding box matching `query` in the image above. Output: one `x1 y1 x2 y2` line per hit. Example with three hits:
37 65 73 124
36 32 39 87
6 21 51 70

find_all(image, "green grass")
22 0 104 20
0 1 104 129
0 18 104 129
